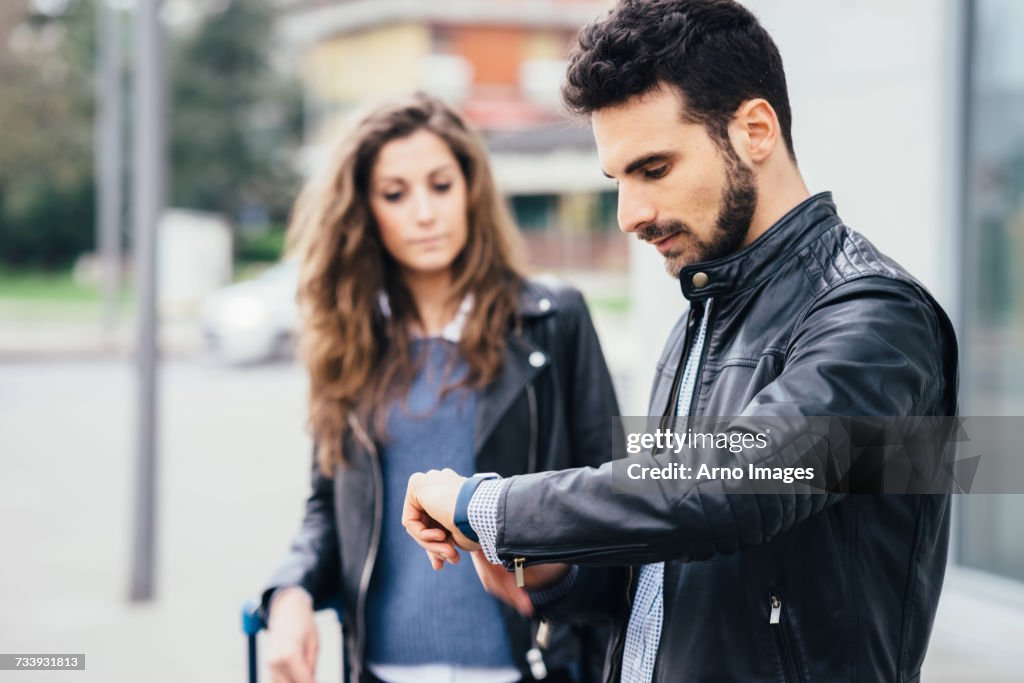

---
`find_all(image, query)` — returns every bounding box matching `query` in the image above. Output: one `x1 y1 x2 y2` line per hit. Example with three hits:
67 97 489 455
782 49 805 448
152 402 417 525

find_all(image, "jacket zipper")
507 542 652 568
769 591 801 683
659 306 698 434
616 300 711 683
511 382 549 678
349 414 382 683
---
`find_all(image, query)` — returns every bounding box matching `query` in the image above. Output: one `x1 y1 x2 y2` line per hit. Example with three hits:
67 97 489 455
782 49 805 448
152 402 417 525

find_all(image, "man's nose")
617 185 656 234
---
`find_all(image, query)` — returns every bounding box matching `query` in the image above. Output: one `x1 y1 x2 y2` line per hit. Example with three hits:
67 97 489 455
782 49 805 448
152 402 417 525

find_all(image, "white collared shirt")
379 291 474 343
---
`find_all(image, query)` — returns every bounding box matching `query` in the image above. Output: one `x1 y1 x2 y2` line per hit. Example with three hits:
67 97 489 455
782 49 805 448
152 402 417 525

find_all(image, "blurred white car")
201 260 300 364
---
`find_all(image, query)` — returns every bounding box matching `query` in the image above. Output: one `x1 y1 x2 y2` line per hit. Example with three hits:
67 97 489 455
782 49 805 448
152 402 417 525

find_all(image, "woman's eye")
644 166 668 179
433 182 452 193
383 191 404 202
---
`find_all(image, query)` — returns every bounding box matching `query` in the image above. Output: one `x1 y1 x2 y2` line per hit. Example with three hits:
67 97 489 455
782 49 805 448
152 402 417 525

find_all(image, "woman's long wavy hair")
287 93 528 474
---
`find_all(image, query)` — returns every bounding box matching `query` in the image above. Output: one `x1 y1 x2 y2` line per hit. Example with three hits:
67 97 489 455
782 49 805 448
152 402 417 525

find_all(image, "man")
403 1 959 681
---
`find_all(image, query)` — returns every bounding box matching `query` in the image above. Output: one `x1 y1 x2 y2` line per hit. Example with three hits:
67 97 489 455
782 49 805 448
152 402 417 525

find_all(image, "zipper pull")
770 594 781 625
514 557 526 588
536 619 551 649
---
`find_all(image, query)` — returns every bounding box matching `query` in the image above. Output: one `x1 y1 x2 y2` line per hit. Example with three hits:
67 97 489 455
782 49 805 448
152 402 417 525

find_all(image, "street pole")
129 0 164 602
95 0 123 332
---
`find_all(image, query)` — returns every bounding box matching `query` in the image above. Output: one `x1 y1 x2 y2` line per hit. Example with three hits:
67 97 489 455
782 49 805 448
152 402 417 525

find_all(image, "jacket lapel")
474 332 548 455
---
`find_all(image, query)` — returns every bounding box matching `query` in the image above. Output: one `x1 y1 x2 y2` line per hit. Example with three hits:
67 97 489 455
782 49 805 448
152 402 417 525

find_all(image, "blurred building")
277 0 622 271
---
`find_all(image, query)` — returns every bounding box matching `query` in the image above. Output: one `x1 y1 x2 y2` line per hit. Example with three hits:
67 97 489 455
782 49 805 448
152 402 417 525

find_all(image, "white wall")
749 0 960 312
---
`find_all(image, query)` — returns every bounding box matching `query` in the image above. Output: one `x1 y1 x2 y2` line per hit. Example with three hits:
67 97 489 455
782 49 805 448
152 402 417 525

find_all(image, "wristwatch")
453 472 501 543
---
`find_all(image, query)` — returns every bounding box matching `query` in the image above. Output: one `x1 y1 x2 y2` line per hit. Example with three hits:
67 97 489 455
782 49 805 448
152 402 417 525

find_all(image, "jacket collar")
677 191 839 301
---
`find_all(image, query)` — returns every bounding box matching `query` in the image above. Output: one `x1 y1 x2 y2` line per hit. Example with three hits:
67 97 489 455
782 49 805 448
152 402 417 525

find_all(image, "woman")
261 93 618 683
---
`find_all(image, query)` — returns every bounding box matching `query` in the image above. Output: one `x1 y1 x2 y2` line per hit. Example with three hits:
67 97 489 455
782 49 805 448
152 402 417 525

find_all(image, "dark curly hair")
562 0 795 159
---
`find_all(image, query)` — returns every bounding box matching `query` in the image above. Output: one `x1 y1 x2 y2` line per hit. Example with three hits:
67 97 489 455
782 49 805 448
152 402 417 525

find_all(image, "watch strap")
453 472 500 543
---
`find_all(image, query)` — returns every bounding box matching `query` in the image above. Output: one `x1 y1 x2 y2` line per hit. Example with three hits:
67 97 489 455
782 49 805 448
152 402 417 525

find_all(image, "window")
510 194 557 232
958 0 1024 582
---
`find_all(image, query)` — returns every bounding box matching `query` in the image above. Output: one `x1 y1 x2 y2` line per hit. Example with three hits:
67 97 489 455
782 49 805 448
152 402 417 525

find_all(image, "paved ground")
0 358 343 682
0 322 1022 681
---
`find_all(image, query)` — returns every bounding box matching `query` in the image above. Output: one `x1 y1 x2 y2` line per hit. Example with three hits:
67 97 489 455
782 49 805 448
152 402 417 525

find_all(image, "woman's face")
368 129 470 279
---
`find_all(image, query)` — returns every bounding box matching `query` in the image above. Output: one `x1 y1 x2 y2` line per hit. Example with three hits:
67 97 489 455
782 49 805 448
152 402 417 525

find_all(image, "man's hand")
469 551 534 616
402 468 478 570
468 552 574 616
266 587 318 683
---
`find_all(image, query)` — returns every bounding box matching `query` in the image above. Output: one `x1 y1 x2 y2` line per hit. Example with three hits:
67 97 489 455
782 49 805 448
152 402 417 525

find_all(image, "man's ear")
730 98 780 164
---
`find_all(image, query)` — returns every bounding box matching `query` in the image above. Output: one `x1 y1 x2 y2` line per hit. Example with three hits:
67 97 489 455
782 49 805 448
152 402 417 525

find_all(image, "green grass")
0 268 96 300
0 263 632 323
0 267 133 322
589 293 631 315
232 261 276 283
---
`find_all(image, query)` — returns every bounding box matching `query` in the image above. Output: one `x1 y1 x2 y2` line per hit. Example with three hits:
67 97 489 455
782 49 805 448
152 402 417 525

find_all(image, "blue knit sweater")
364 337 517 668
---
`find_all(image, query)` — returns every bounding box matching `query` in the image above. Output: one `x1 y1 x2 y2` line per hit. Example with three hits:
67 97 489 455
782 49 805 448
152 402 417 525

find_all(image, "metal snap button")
691 272 709 288
529 351 546 368
538 298 551 312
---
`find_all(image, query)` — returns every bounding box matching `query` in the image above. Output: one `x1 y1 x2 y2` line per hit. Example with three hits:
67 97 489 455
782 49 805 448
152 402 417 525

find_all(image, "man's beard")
638 155 758 277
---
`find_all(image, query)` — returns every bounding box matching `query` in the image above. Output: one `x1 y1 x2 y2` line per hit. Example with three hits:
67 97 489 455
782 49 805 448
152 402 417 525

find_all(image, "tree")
0 0 96 267
169 0 302 233
0 0 302 268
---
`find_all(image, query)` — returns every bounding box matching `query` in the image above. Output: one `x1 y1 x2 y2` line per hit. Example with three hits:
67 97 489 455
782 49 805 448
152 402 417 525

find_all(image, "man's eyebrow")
603 151 677 179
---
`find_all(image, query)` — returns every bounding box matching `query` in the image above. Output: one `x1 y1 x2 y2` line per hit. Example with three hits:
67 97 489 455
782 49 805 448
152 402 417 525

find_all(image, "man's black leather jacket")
261 279 620 682
491 193 959 682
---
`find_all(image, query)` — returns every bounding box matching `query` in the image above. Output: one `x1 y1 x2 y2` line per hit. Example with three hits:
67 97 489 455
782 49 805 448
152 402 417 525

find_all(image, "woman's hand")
266 587 319 683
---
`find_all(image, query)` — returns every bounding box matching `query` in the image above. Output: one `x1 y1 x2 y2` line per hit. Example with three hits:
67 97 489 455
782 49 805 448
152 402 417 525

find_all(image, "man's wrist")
467 477 510 564
454 472 501 543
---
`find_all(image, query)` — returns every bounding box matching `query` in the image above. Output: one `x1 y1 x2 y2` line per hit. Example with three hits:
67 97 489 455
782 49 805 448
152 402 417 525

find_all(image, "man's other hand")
469 552 573 616
469 551 534 616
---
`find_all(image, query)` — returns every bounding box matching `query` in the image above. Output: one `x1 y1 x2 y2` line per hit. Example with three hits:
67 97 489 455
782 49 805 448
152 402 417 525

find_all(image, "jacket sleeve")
558 287 621 470
260 447 341 617
492 277 956 568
